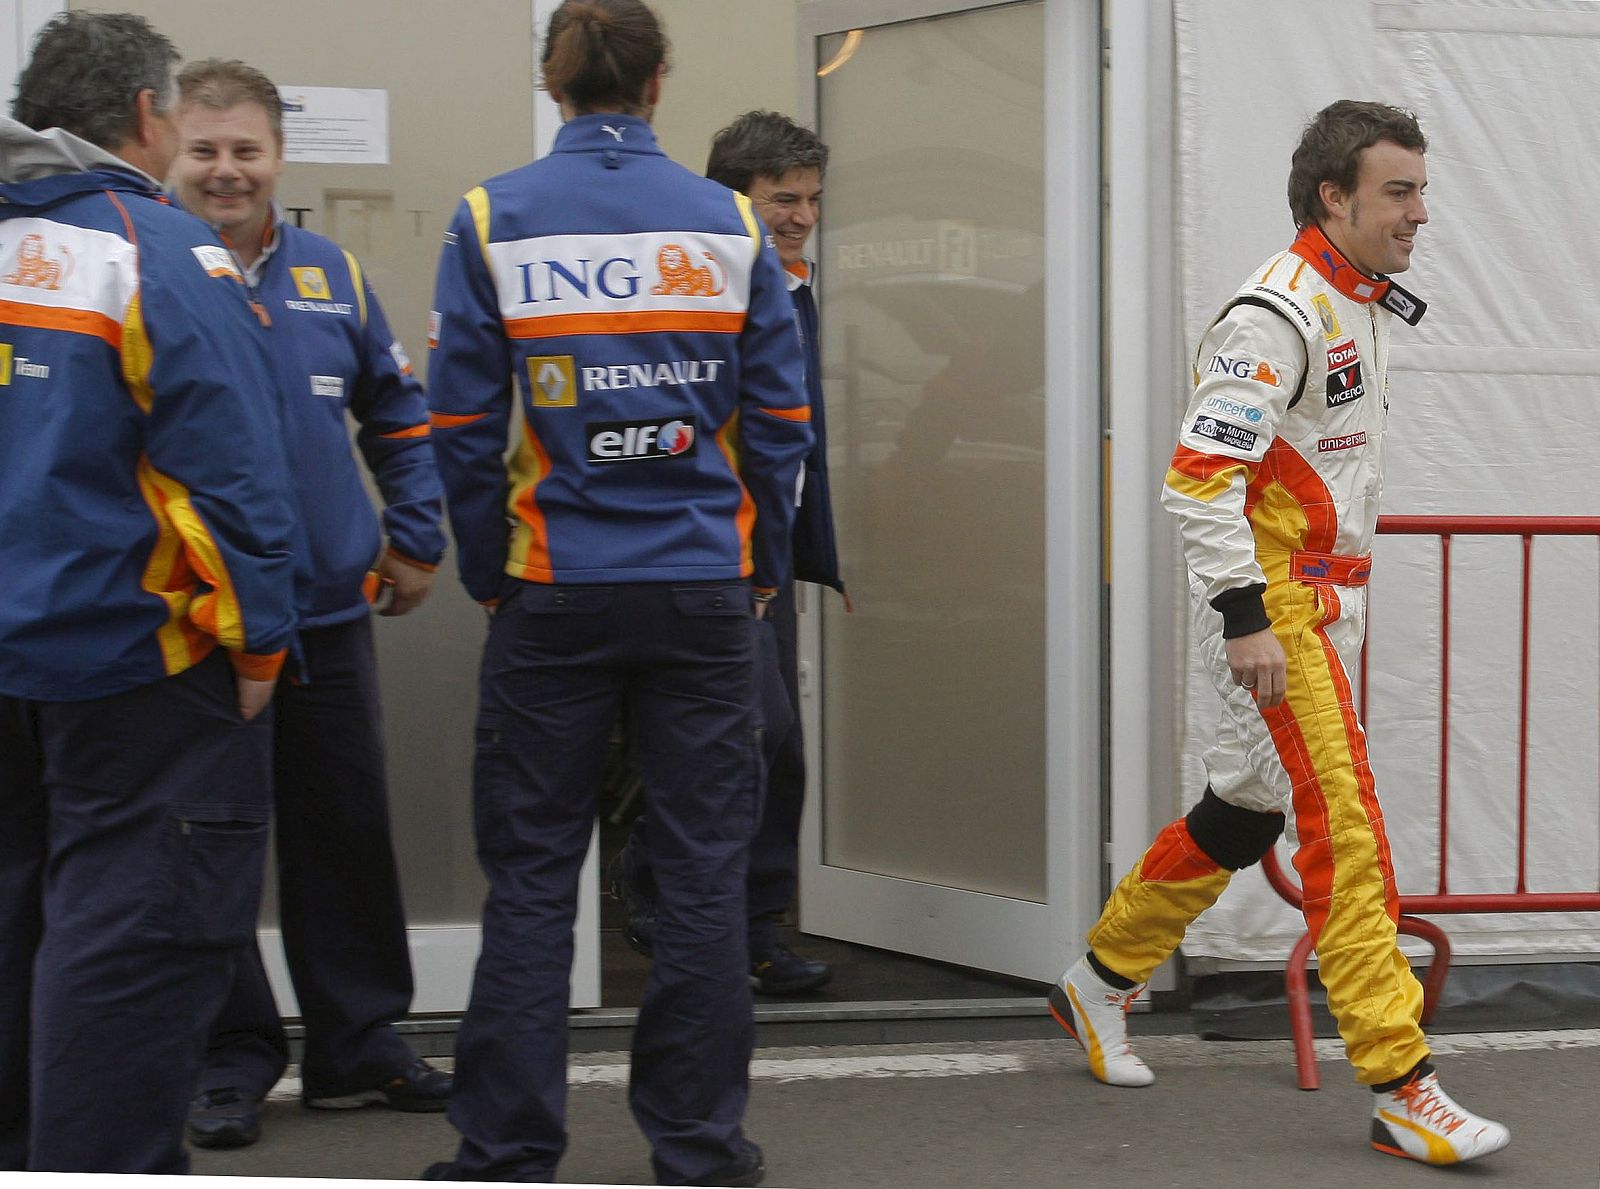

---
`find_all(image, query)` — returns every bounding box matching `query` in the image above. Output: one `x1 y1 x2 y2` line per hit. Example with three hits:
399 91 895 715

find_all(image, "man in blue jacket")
0 13 297 1174
612 111 844 995
169 59 450 1150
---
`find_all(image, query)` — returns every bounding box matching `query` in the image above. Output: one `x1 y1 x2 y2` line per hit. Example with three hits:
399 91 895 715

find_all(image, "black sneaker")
606 844 658 959
749 942 832 995
188 1086 262 1149
681 1139 765 1187
305 1059 452 1112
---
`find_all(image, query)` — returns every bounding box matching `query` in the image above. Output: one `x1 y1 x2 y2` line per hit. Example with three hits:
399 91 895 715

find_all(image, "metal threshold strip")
575 996 1050 1028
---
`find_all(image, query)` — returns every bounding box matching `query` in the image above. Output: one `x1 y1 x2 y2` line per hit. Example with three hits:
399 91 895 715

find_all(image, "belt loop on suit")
1289 549 1372 586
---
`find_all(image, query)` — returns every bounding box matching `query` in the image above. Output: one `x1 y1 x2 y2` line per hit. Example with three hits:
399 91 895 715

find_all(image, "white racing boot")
1370 1070 1510 1165
1047 955 1153 1087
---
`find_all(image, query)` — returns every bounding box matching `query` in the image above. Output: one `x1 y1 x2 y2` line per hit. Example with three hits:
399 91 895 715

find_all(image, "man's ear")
1318 178 1349 221
132 87 162 147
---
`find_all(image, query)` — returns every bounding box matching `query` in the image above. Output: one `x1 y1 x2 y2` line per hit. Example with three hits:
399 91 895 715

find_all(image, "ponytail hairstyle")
541 0 669 116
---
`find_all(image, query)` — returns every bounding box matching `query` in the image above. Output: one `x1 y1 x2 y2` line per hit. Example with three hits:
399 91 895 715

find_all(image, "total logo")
1325 339 1365 407
587 417 698 463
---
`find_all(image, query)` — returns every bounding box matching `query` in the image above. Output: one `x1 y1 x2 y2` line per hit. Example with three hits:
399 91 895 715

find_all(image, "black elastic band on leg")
1087 951 1138 990
1372 1058 1434 1093
1184 786 1285 871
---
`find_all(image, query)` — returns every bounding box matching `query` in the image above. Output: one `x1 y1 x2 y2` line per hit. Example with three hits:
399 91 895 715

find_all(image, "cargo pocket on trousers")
143 801 270 948
473 711 517 860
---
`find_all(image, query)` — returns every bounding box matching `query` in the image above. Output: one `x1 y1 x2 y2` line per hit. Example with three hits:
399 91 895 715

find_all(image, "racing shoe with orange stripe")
1047 955 1153 1087
1370 1071 1509 1165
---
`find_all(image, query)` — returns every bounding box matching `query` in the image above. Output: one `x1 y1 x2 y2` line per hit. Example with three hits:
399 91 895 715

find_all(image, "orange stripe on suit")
503 310 746 339
506 419 555 582
0 298 122 348
714 411 756 577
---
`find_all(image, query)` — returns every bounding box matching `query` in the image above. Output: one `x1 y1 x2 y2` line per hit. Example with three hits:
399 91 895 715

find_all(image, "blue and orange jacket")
427 114 813 603
0 122 296 700
785 262 842 595
239 219 445 626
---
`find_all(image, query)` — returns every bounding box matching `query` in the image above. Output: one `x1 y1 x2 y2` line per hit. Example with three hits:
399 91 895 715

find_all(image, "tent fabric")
1171 0 1600 965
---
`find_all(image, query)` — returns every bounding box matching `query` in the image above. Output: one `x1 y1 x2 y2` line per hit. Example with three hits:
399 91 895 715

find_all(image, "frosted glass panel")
818 2 1047 900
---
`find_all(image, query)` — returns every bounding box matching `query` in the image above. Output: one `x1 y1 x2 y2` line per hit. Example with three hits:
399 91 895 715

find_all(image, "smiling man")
170 58 449 1151
1047 101 1510 1166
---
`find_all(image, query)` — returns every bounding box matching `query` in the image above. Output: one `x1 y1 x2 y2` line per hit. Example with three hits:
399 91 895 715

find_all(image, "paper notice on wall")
278 87 389 164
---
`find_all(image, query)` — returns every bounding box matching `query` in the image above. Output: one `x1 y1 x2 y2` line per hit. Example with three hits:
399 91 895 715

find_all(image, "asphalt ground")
138 1028 1600 1188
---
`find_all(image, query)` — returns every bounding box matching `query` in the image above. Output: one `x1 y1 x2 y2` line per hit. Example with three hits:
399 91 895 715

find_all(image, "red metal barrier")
1259 515 1600 1090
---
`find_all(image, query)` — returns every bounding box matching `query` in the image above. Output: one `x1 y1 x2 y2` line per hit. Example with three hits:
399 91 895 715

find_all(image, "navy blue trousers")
446 580 760 1185
199 615 415 1100
746 583 803 949
626 581 801 951
0 651 272 1173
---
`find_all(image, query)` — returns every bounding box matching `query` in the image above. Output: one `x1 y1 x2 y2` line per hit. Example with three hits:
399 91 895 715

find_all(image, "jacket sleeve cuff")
1211 584 1270 639
385 546 440 573
228 649 287 683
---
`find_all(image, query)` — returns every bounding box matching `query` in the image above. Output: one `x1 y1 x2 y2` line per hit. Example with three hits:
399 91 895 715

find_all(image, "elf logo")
587 416 698 463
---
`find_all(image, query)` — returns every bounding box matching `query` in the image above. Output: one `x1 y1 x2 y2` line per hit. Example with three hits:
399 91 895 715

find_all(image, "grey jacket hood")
0 116 159 186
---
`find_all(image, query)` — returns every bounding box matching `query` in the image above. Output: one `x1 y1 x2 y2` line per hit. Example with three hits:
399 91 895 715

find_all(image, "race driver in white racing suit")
1047 100 1511 1167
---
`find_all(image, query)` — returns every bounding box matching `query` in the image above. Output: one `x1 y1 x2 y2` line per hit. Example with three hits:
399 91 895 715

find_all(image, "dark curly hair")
705 111 828 194
13 11 178 150
1287 100 1426 229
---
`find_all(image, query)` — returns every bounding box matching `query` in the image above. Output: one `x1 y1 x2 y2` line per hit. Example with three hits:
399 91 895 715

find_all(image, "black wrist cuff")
1212 583 1270 639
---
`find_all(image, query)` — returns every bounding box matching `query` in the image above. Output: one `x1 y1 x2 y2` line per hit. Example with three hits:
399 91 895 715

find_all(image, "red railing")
1260 515 1600 1090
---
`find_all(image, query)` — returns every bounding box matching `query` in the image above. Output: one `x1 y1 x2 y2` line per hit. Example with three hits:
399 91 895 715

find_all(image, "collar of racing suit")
1290 223 1390 305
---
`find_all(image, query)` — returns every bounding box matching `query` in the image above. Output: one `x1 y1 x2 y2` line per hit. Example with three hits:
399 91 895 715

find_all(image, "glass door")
797 0 1103 982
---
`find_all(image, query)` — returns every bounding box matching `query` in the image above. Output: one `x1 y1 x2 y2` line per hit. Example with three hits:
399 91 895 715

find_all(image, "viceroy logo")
1326 340 1364 407
651 245 725 297
292 267 331 300
3 234 71 289
587 417 697 463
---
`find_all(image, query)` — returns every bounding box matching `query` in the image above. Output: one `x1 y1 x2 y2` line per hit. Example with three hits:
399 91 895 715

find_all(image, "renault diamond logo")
529 355 578 407
291 267 331 300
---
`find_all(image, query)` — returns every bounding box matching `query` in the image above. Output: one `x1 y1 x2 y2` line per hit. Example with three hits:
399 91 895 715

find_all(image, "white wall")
0 0 63 114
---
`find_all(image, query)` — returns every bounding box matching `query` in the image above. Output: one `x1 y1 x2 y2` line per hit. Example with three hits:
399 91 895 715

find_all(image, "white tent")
1155 0 1600 969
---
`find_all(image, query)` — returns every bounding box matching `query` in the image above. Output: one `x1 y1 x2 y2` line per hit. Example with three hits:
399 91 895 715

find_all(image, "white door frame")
793 0 1105 984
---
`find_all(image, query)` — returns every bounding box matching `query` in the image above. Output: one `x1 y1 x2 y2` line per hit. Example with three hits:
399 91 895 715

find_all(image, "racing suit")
0 118 294 1173
192 216 447 1106
1088 223 1431 1086
427 113 812 1184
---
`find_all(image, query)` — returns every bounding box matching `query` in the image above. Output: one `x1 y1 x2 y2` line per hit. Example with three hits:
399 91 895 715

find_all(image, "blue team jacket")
244 220 445 626
427 114 813 603
0 137 296 700
787 267 842 594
